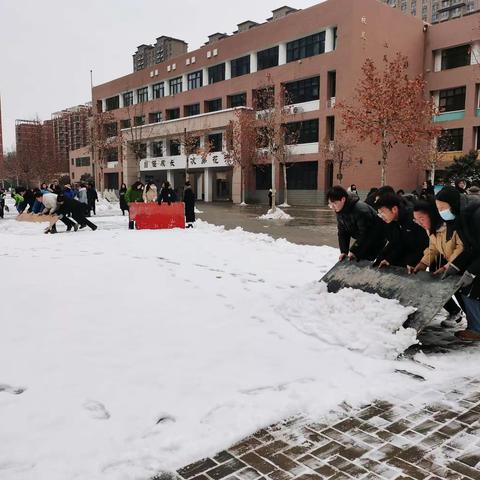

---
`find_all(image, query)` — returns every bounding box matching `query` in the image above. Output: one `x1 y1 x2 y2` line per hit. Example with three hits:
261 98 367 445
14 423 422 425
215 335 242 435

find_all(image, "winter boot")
441 312 464 328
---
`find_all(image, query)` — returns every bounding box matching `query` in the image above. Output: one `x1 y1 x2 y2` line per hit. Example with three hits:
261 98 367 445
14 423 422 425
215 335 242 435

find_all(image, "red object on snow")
128 203 185 230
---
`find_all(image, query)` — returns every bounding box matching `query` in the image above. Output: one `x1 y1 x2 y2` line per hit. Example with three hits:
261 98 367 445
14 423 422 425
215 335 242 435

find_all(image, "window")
149 112 162 124
439 86 466 112
170 139 181 156
231 55 250 78
441 45 471 71
104 122 118 137
120 119 131 129
254 87 275 110
152 141 163 157
287 32 326 62
228 93 247 108
257 46 279 70
106 149 118 163
205 98 222 113
255 164 272 190
284 77 320 105
439 128 463 151
169 77 183 95
152 82 164 99
185 103 200 116
105 96 119 111
123 91 134 107
166 108 180 120
208 63 225 84
208 133 223 152
134 115 145 126
286 161 318 190
188 71 203 90
75 156 90 167
137 87 149 103
285 119 319 144
137 144 147 159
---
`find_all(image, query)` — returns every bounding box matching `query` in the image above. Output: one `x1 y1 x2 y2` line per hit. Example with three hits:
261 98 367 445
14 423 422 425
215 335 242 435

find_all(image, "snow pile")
96 197 117 213
0 215 475 480
258 207 293 220
280 282 418 359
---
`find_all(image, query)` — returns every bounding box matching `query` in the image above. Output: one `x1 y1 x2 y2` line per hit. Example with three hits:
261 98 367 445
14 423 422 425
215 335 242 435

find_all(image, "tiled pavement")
167 378 480 480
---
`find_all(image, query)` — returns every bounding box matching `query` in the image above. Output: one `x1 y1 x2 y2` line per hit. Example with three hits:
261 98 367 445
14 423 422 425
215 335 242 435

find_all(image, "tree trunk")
271 156 276 212
282 162 288 206
430 162 436 184
241 168 246 204
381 137 388 187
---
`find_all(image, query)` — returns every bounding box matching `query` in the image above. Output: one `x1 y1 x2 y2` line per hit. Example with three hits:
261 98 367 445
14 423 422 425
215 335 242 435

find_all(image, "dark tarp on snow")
321 260 462 332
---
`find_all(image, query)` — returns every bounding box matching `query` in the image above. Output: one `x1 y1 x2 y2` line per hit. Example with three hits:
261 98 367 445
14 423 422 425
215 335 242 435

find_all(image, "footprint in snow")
83 400 110 420
0 384 26 395
156 414 176 425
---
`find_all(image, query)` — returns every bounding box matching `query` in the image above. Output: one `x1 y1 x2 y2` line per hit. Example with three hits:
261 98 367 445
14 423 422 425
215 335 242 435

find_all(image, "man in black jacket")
436 187 480 340
327 186 386 262
375 194 429 269
56 194 97 231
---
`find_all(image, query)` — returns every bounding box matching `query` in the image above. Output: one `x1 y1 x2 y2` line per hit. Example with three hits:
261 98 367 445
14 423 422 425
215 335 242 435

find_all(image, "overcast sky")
0 0 321 151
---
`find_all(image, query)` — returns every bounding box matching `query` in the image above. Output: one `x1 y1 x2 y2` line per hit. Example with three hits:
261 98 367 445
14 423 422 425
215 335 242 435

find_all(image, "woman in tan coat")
143 181 158 203
412 199 464 327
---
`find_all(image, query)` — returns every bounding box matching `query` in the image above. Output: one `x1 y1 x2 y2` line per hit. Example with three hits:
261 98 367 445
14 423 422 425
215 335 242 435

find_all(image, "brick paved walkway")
153 325 480 480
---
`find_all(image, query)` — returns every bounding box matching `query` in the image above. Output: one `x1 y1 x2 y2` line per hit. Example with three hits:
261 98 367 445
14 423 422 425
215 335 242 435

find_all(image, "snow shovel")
320 260 463 333
16 212 59 230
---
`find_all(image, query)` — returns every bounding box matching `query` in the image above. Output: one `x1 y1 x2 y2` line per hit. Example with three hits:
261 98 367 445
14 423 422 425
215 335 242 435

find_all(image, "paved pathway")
196 203 338 248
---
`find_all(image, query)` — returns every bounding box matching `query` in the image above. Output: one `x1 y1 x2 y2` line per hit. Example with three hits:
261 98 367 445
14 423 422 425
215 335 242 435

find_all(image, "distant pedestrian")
87 183 98 215
143 181 158 203
347 184 359 199
119 183 128 215
455 179 468 194
158 181 175 205
183 181 195 228
268 189 273 208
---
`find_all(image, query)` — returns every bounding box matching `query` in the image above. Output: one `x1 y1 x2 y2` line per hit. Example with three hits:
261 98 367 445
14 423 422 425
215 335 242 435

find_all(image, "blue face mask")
439 209 456 221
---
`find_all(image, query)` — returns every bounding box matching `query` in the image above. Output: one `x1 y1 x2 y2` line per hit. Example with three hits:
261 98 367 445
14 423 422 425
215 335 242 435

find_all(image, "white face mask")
439 209 456 221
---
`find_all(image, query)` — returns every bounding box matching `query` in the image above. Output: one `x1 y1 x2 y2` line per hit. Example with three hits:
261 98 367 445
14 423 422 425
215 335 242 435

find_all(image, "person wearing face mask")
411 199 465 328
374 194 428 270
435 186 480 340
347 184 359 199
125 181 144 205
327 186 386 262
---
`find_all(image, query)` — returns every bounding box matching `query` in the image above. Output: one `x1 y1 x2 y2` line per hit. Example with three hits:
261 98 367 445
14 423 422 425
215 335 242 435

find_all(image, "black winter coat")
158 187 175 205
87 188 98 204
183 187 195 223
57 197 88 218
119 188 128 211
451 196 480 299
336 196 386 261
376 207 429 267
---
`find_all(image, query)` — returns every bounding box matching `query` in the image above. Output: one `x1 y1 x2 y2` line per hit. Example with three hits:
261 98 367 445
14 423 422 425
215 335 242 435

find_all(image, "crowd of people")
327 179 480 341
120 180 196 227
9 182 99 233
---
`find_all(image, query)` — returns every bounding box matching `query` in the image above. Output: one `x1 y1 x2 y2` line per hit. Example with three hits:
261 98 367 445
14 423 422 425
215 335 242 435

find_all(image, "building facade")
92 0 480 204
133 36 189 72
382 0 479 23
52 104 91 173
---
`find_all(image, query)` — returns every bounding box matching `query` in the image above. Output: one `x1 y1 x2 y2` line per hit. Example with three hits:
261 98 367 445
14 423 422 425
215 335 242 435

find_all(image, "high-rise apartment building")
382 0 479 23
133 36 188 72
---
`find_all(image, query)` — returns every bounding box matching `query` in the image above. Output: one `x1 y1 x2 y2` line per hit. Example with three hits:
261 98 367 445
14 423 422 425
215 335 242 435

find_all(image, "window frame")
257 46 279 71
231 55 251 78
187 71 203 90
169 77 183 95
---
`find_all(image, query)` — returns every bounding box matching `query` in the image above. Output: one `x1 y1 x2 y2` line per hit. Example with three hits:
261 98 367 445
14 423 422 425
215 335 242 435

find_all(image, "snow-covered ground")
0 198 479 480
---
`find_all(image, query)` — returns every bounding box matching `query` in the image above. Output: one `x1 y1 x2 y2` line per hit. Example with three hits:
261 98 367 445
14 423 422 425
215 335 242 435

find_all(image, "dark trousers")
443 292 465 315
88 201 96 215
73 213 96 230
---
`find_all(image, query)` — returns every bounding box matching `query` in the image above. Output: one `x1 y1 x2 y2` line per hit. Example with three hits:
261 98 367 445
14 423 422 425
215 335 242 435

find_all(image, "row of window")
103 30 337 111
256 162 318 190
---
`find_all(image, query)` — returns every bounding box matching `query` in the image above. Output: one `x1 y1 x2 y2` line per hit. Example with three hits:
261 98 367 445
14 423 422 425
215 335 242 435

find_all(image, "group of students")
12 182 99 217
119 180 196 227
13 183 98 233
327 182 480 341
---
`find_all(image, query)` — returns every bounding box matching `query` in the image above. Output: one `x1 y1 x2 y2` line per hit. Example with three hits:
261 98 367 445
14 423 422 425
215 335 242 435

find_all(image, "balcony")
433 110 465 122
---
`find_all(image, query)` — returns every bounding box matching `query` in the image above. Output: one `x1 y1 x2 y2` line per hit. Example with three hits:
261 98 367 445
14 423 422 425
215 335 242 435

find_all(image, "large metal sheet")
321 260 462 332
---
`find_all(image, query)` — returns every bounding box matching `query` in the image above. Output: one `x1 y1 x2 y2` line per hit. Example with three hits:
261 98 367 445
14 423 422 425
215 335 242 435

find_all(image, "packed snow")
258 207 293 220
0 200 479 480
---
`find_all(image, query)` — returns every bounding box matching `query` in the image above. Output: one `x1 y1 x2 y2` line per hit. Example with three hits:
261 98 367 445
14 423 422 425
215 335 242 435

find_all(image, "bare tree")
224 109 257 205
321 133 355 185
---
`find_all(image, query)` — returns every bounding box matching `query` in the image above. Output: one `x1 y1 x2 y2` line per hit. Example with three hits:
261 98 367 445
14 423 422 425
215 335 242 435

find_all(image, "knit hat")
436 186 461 214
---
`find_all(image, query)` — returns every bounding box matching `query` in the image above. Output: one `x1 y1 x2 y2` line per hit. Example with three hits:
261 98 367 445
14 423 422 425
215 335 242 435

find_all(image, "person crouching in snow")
56 194 97 231
183 181 195 228
327 185 386 262
434 187 480 341
374 194 429 270
411 199 465 328
34 191 78 233
143 181 158 203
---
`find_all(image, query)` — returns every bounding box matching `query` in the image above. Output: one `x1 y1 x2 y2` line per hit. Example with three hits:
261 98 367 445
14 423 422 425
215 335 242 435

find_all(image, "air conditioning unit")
292 106 303 114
